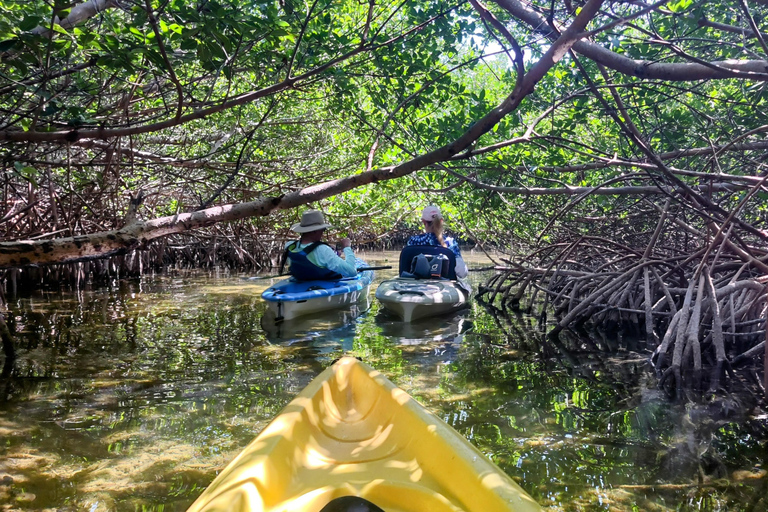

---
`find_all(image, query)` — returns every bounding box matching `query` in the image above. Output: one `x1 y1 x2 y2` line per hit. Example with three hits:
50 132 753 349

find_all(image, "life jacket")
398 245 457 280
281 241 343 281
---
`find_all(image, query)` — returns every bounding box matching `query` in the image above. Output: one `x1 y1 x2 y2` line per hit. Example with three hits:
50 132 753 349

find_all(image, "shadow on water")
0 256 766 511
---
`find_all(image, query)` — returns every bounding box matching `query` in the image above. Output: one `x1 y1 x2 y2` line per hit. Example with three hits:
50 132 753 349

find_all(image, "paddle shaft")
247 265 392 280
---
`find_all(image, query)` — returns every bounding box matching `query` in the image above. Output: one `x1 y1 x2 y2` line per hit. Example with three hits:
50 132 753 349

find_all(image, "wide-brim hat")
291 209 333 233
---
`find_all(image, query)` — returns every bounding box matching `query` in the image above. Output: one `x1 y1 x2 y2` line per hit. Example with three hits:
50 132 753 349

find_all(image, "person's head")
291 209 332 241
420 205 444 243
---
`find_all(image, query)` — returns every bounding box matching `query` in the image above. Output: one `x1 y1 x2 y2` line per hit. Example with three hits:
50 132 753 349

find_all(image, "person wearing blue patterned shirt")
407 205 468 278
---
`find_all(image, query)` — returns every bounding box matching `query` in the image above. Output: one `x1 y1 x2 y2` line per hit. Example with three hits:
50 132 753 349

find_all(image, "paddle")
244 265 392 280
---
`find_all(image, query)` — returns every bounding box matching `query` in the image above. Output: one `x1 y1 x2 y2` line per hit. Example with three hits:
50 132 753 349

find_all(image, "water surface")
1 251 766 511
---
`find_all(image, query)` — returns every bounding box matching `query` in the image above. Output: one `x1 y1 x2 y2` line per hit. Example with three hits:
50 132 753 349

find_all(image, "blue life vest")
283 241 343 281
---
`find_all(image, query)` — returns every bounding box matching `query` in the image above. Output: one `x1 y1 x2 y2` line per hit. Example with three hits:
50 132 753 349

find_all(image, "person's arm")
446 237 468 278
282 240 295 272
313 243 358 277
454 255 468 278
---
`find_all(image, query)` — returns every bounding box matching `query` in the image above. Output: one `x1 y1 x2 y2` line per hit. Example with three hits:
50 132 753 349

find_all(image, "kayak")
186 357 542 512
261 262 374 321
375 245 472 322
375 277 471 322
260 293 370 344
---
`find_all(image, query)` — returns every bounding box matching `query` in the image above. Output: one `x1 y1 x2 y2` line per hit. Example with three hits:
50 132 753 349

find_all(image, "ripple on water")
1 265 766 511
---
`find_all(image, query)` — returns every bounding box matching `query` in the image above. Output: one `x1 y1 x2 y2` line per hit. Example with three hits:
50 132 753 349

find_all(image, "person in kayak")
407 205 468 278
282 209 358 281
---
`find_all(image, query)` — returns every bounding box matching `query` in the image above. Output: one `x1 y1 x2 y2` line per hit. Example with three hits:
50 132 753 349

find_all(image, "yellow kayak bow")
187 356 542 512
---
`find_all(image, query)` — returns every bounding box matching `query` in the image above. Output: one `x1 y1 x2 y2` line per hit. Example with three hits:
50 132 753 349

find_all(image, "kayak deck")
186 357 541 512
261 274 372 302
261 262 374 321
375 277 471 322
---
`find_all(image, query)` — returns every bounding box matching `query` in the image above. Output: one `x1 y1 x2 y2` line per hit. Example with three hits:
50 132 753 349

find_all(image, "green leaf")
180 38 197 50
667 0 693 13
144 48 167 68
19 16 43 32
129 26 145 40
14 162 38 186
41 101 62 116
181 27 202 38
50 23 69 35
9 58 28 75
0 38 17 52
205 40 226 60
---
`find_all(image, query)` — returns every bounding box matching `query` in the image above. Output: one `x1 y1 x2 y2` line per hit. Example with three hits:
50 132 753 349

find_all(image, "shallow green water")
1 251 766 511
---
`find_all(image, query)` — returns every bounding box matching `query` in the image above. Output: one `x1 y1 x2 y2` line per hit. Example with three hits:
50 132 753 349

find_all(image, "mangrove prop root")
480 234 768 398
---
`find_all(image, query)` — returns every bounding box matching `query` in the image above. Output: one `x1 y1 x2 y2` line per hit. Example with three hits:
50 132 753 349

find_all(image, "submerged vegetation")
0 0 767 482
1 271 767 511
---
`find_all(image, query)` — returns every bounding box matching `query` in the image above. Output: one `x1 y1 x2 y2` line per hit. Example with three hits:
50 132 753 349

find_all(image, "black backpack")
398 245 457 280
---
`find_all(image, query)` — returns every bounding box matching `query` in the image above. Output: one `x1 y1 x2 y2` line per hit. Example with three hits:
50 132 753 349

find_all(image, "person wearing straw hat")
407 205 468 278
281 209 358 281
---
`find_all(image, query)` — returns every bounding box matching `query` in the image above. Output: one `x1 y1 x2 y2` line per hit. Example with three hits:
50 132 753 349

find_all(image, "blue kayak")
261 262 374 321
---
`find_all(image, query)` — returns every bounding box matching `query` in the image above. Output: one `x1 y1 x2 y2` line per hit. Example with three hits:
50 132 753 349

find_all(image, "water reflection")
374 309 472 346
0 257 766 511
260 295 371 354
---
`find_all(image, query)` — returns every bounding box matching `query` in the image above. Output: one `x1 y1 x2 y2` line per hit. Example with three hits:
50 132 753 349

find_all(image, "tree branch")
0 0 606 267
493 0 768 81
